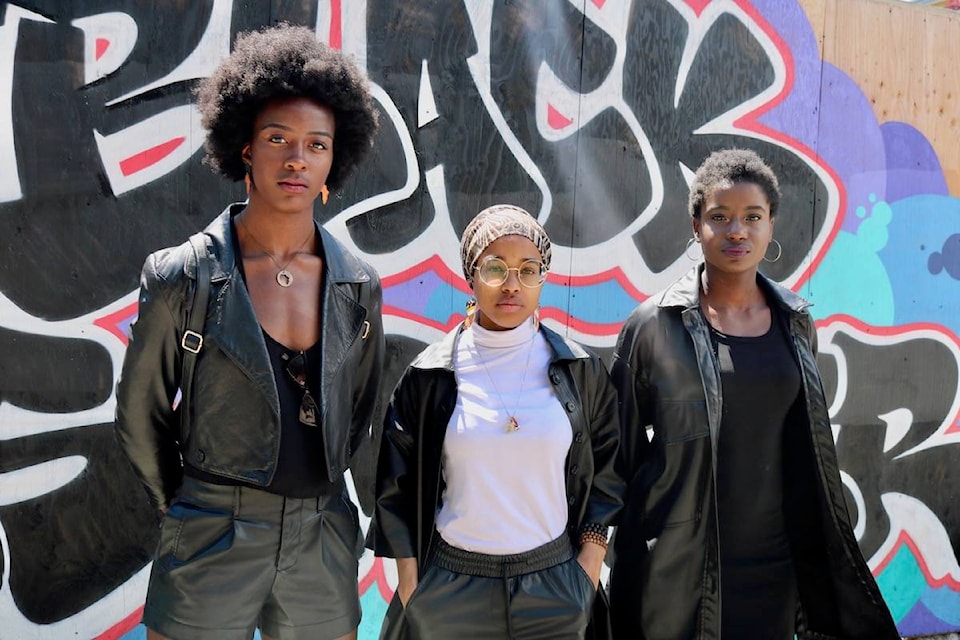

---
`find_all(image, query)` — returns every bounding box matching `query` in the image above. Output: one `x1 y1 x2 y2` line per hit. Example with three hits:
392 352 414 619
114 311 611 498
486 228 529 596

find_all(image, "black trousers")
402 535 596 640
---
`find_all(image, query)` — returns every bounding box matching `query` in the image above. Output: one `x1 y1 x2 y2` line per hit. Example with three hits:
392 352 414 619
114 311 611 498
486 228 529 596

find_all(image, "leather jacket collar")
657 264 811 313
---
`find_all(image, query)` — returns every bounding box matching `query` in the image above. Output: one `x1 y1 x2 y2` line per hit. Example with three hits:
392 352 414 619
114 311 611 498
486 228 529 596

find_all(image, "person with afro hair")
607 149 898 639
115 24 384 640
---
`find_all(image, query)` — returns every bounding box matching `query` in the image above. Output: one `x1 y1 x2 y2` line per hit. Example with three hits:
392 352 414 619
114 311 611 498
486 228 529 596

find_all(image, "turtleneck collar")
469 317 537 349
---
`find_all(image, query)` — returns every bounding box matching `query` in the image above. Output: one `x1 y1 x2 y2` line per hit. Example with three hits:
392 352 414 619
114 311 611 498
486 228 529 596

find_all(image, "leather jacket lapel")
208 270 279 411
317 226 370 419
197 205 278 413
319 282 366 411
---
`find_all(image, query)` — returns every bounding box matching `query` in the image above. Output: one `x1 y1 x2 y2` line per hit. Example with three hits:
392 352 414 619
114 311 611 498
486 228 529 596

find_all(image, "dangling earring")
763 239 783 263
533 306 541 331
685 237 702 261
320 184 329 205
244 162 252 196
464 298 477 328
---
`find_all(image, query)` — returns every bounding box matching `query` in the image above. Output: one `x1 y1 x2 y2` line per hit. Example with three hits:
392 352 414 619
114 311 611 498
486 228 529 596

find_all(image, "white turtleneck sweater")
435 318 572 554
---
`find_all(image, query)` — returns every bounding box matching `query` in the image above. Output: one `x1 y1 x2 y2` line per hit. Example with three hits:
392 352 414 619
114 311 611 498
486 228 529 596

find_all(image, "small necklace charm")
239 217 314 288
468 326 536 435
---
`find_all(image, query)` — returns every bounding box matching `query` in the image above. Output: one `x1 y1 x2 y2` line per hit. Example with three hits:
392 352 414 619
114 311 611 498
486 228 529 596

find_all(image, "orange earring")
464 298 477 328
320 184 329 205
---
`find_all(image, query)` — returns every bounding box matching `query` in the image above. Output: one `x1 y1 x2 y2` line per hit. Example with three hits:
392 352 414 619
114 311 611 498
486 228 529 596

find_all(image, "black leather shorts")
402 535 596 640
143 477 363 640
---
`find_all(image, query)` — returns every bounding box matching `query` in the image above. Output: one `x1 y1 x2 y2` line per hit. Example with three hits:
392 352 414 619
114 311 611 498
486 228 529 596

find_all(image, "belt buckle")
181 330 203 354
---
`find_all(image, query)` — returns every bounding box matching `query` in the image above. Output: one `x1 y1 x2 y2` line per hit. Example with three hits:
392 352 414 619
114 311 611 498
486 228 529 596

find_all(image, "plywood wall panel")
815 0 960 194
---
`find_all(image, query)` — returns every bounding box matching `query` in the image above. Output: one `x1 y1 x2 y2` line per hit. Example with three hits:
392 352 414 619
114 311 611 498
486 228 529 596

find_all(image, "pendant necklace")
472 330 536 433
239 217 315 287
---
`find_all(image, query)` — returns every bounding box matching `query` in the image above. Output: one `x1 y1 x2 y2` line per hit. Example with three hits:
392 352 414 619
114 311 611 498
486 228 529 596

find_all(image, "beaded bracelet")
578 523 609 550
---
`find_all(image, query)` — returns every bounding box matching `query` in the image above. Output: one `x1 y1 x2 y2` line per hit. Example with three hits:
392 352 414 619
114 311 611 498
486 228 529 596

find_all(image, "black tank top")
259 330 340 497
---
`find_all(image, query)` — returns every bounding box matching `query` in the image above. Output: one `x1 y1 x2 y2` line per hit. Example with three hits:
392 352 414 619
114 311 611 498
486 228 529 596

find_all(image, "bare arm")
577 540 606 588
395 557 419 607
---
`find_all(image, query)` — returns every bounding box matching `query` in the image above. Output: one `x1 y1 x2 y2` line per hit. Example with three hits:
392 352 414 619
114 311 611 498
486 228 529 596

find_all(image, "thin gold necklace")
238 217 315 287
471 328 536 433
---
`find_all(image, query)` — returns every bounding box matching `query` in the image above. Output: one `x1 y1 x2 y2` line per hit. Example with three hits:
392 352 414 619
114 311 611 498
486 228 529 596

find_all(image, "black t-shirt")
708 304 801 638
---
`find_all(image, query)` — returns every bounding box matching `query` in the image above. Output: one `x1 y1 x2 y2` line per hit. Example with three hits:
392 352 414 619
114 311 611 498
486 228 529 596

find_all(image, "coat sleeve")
611 310 654 486
349 270 385 457
582 354 626 527
114 252 185 512
366 368 419 559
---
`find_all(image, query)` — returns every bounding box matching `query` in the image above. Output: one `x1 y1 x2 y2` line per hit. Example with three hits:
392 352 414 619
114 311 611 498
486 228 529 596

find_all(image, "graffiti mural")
0 0 957 638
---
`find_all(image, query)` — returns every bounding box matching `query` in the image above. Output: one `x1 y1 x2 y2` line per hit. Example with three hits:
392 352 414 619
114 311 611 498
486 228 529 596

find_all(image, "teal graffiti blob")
800 197 894 324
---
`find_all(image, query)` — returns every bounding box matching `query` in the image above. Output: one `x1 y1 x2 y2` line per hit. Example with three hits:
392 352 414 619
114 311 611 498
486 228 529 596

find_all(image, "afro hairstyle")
196 24 378 191
687 148 781 219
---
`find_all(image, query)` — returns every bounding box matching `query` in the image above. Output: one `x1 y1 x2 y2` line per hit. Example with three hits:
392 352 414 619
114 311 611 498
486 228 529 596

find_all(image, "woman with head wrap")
368 204 625 639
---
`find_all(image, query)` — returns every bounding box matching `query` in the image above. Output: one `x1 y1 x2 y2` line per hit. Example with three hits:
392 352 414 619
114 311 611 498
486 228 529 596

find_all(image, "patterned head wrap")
460 204 552 285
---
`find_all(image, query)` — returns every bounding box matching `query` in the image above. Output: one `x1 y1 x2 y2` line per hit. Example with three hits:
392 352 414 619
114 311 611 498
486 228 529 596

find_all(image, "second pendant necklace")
472 331 536 433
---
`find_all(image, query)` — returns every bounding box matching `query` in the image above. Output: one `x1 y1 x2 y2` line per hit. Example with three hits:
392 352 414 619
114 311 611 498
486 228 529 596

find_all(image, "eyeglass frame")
282 351 319 427
473 256 548 288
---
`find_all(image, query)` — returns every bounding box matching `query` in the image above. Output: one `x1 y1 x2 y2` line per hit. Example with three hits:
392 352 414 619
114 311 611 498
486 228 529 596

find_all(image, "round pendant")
276 269 294 287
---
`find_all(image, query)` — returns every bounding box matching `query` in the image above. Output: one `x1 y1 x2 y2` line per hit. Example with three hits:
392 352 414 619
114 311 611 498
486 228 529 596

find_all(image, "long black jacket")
115 204 384 510
368 323 625 638
608 265 898 640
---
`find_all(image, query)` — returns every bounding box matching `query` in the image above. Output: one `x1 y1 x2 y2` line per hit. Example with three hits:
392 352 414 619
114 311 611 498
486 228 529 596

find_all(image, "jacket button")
565 401 575 412
550 373 561 385
568 496 576 506
570 465 579 475
196 449 206 462
574 432 584 443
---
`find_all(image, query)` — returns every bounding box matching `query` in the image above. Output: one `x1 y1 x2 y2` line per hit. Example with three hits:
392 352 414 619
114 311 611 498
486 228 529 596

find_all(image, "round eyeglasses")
474 256 547 288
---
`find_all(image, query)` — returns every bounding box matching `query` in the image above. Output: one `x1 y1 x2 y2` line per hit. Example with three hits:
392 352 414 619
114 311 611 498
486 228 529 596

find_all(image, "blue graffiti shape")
879 195 960 336
928 233 960 280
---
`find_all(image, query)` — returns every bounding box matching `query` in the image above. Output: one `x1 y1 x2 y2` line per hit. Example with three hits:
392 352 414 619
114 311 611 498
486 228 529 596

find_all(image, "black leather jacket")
115 204 384 510
608 266 898 640
368 323 624 638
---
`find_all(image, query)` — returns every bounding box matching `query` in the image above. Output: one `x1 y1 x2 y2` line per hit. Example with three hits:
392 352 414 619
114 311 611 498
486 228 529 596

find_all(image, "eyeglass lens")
477 258 546 287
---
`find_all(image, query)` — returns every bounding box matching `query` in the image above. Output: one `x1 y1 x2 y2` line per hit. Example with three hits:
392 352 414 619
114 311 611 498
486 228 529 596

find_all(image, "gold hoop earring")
464 298 477 328
763 239 782 263
533 306 541 331
685 237 702 261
